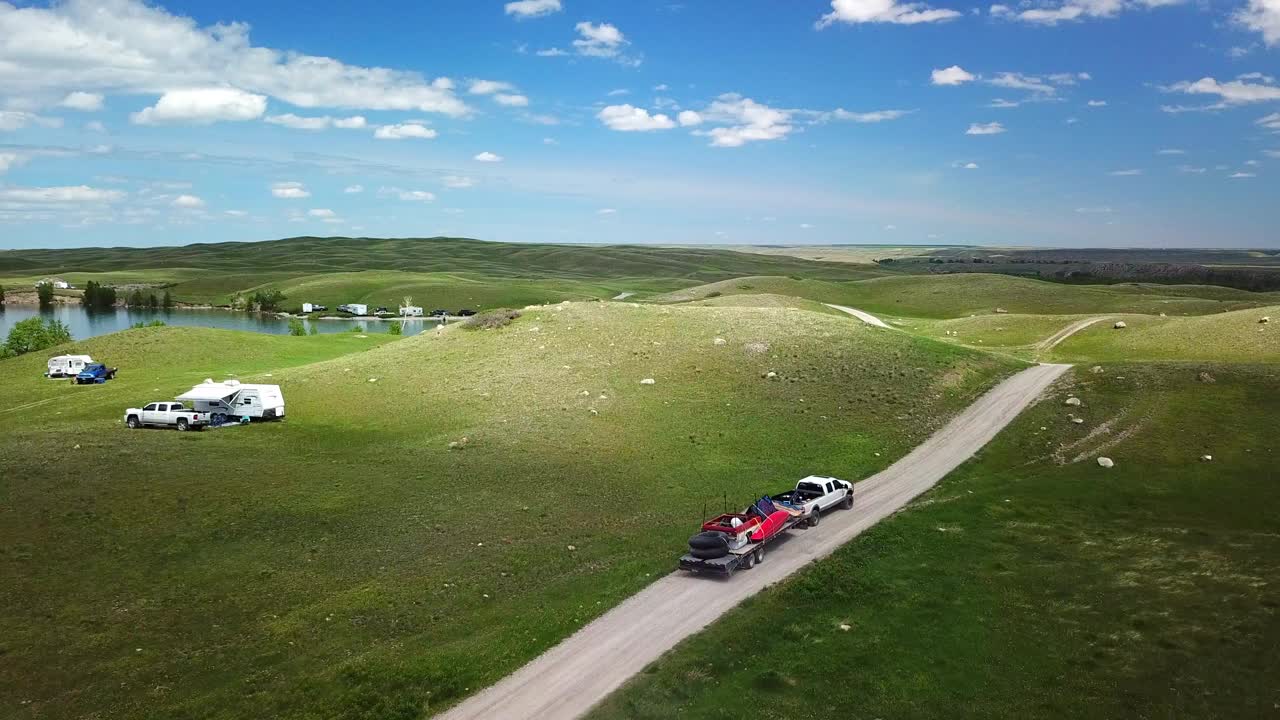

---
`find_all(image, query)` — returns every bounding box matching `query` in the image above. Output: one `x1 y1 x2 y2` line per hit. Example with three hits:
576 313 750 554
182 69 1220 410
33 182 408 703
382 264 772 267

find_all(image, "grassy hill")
1049 306 1279 363
658 274 1277 319
591 363 1280 720
0 304 1018 720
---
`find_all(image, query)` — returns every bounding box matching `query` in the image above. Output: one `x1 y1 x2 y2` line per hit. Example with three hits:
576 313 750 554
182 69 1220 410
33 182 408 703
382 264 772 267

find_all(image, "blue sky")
0 0 1277 250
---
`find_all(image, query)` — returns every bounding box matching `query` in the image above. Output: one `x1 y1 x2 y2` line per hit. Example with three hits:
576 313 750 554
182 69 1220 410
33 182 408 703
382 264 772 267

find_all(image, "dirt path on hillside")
823 303 892 328
434 362 1072 720
1036 316 1110 354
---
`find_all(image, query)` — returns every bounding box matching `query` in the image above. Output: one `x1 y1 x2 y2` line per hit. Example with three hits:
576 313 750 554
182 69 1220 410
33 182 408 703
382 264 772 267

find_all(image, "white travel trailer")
177 379 286 423
46 354 93 378
339 303 369 316
302 302 314 313
399 305 423 317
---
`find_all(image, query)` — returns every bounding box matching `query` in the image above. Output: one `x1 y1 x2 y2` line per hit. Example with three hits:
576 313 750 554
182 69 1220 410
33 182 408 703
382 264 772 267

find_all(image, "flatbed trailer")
678 513 806 577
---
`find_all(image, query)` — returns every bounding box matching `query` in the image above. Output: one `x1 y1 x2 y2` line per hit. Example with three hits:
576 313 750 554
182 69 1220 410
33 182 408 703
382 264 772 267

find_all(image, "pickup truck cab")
124 402 208 431
771 475 854 527
73 363 117 384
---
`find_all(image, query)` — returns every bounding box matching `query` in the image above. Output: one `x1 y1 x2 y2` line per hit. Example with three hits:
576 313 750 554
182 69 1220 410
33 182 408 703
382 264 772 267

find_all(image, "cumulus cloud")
0 0 468 116
1108 168 1142 175
373 123 437 140
1005 0 1173 25
1087 99 1107 106
271 181 310 199
344 184 364 193
1163 76 1280 110
494 93 529 107
966 121 1006 135
504 0 562 18
571 21 639 64
962 162 980 169
816 0 963 27
677 110 703 127
932 65 976 85
131 88 266 125
469 80 515 95
0 185 124 204
695 94 794 147
0 111 63 132
474 151 503 162
597 208 617 215
1230 171 1257 177
171 194 204 208
1236 0 1280 46
597 104 676 131
60 91 103 111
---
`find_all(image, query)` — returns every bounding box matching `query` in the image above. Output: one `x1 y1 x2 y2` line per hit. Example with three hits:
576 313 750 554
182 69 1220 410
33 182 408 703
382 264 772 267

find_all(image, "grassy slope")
0 304 1018 720
658 274 1274 319
590 363 1280 720
1049 306 1279 363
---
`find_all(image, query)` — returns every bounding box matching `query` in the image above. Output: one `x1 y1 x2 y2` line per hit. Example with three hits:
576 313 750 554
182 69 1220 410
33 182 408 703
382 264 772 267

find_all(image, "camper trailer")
177 379 285 424
338 303 368 316
46 355 93 378
399 305 424 317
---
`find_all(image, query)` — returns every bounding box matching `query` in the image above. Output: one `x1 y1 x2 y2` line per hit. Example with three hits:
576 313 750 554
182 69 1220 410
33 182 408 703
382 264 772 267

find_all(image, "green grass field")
590 363 1280 720
1048 306 1279 363
0 303 1018 720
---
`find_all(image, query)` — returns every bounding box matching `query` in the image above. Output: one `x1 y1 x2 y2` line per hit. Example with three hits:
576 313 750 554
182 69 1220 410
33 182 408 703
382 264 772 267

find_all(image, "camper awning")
177 386 240 402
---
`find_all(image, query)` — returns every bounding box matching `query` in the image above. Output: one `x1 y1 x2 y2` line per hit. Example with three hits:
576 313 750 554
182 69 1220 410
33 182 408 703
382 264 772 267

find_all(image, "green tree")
36 282 54 307
0 283 6 306
288 317 307 336
250 289 287 312
147 293 159 309
3 317 71 356
162 290 174 309
387 321 403 335
128 289 145 308
81 281 97 308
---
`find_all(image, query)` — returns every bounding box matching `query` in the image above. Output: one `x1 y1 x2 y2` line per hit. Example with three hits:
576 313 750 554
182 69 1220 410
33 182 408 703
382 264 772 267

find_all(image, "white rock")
1090 366 1104 374
713 337 727 346
1064 397 1082 406
639 378 656 385
1113 321 1127 329
839 623 852 631
1200 454 1213 462
766 371 778 379
995 307 1008 314
1261 316 1271 324
1097 457 1114 468
1071 418 1085 424
368 378 377 383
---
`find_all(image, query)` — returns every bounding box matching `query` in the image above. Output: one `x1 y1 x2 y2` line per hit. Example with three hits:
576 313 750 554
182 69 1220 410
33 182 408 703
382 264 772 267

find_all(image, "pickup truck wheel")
126 416 140 429
176 418 189 431
842 493 854 510
808 508 821 527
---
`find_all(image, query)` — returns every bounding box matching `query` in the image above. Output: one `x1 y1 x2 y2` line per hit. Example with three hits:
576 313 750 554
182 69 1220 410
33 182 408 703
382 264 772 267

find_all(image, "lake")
0 305 438 341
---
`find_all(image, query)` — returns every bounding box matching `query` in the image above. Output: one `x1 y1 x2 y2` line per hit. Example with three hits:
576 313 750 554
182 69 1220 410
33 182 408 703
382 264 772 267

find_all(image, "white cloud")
1259 112 1280 130
931 65 976 86
677 110 703 127
1108 168 1142 176
0 152 24 174
799 223 814 229
816 0 963 26
60 91 103 111
884 224 897 230
988 72 1057 95
374 123 437 140
966 121 1006 135
1087 99 1107 106
442 175 476 189
0 0 468 117
171 194 204 208
1236 0 1280 46
474 151 504 162
1178 165 1207 173
131 88 266 125
597 104 676 131
271 181 310 199
597 208 617 215
380 187 436 201
962 162 980 169
536 47 569 57
572 21 637 63
1230 171 1257 177
827 108 913 122
0 111 63 131
1008 0 1169 25
990 3 1012 13
1163 76 1280 109
344 184 364 193
1157 148 1186 155
607 88 631 97
988 98 1021 108
265 113 368 130
224 209 247 217
0 185 124 204
505 0 562 18
494 93 529 107
84 120 106 132
469 80 514 95
542 137 558 145
308 208 335 217
695 94 793 147
653 84 670 91
1075 206 1113 213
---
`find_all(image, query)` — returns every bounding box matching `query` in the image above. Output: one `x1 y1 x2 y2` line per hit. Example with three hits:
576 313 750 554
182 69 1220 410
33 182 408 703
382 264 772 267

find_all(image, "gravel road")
436 362 1072 720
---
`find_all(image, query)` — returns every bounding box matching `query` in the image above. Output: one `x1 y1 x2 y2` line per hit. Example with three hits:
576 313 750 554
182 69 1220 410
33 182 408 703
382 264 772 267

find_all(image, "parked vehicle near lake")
73 363 117 384
124 402 208 431
46 354 93 378
177 379 285 423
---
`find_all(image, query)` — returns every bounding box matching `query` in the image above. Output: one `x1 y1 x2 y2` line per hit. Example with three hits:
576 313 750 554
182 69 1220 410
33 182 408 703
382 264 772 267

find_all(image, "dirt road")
435 362 1072 720
1036 316 1110 353
823 303 892 328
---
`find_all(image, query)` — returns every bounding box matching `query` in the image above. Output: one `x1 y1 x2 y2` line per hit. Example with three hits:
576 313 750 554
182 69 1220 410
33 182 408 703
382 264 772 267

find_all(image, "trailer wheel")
176 418 189 432
126 415 140 429
842 493 854 510
809 508 821 527
742 552 756 570
754 547 765 565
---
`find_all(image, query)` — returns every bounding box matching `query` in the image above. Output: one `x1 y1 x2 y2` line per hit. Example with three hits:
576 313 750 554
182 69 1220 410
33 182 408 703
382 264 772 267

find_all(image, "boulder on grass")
1097 457 1114 468
1113 321 1127 329
1065 397 1082 407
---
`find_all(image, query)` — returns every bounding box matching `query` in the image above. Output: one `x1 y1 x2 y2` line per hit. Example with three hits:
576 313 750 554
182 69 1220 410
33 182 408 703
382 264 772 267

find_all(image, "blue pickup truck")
73 363 118 385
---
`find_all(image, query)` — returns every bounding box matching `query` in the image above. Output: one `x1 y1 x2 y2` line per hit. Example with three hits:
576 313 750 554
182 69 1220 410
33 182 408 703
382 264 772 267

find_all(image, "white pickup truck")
771 475 854 527
123 402 209 431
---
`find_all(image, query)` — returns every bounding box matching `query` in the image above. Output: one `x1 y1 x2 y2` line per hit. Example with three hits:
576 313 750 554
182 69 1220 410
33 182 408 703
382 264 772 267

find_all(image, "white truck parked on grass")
770 475 854 527
124 402 209 431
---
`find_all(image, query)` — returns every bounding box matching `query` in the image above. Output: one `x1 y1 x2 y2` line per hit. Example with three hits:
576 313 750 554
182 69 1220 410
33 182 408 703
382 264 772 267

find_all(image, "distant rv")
399 305 424 317
337 303 368 316
177 379 285 422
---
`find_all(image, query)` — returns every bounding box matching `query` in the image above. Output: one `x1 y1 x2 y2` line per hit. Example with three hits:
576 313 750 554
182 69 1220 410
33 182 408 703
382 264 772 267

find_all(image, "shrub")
4 317 71 356
0 283 5 306
705 291 722 298
127 289 145 308
36 282 54 307
463 308 521 330
250 289 287 312
162 290 174 309
288 317 307 336
131 320 166 329
387 321 402 336
82 281 118 310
